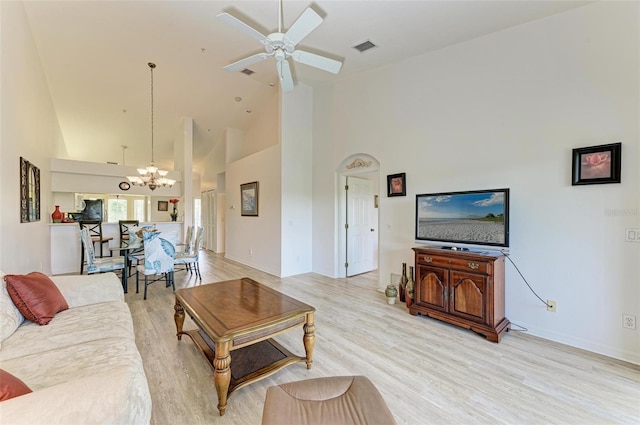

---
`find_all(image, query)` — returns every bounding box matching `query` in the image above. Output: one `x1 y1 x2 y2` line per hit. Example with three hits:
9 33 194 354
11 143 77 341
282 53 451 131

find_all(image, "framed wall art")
572 142 621 185
241 181 259 216
20 157 40 223
387 173 406 197
157 200 169 211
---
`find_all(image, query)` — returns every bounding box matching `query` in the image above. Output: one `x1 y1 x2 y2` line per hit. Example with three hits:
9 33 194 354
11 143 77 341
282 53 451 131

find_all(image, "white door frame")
336 154 380 278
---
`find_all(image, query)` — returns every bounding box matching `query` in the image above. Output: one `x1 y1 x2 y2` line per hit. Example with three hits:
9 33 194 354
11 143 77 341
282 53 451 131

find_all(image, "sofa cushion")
0 369 32 401
1 337 145 391
4 272 69 325
0 301 134 362
0 279 25 343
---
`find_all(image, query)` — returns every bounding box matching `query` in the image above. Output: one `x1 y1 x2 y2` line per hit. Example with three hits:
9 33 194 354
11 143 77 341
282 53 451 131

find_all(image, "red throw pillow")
4 272 68 325
0 369 32 401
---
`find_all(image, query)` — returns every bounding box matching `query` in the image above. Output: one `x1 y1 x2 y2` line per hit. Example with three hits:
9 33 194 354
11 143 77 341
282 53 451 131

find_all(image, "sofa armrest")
50 273 124 308
0 366 151 425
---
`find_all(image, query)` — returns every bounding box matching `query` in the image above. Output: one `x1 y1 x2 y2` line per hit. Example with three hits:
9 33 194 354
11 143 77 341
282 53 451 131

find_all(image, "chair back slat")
79 220 104 240
119 220 140 241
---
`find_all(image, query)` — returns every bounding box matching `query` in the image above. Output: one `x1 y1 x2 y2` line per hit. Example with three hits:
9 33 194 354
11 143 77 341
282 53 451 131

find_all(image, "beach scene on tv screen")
417 191 506 245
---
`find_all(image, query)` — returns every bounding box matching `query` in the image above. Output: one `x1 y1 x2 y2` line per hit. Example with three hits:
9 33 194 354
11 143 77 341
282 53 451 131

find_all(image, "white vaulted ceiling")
23 0 590 174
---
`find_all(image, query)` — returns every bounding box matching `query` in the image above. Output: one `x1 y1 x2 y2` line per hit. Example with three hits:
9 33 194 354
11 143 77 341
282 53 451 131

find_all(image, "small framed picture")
157 200 169 211
387 173 406 197
572 142 621 185
241 181 259 216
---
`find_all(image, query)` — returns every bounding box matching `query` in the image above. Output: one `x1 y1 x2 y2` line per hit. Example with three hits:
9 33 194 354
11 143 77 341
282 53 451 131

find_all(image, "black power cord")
502 251 550 309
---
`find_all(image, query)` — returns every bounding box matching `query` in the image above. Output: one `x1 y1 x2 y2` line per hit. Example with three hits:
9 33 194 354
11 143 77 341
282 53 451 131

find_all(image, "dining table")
109 241 142 293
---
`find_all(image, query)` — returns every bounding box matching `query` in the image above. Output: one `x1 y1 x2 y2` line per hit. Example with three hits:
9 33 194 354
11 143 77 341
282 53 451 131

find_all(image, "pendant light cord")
148 62 156 164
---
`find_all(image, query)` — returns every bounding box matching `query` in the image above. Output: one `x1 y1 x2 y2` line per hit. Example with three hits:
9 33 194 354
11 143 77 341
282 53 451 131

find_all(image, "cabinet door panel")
449 271 487 324
416 265 447 312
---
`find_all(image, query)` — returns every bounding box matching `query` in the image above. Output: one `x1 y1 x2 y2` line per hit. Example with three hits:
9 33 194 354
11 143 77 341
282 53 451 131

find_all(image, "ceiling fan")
217 0 342 91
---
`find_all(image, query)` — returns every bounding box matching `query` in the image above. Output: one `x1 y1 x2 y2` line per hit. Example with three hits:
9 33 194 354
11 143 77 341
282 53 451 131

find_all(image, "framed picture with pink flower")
572 142 621 186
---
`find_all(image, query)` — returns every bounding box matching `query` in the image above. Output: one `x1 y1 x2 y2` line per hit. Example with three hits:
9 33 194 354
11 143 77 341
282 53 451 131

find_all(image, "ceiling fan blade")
292 50 342 74
277 60 294 91
217 13 267 42
284 8 323 46
223 53 270 72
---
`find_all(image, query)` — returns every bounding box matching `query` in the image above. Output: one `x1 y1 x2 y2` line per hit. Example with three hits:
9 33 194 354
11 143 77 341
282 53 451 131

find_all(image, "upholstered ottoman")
261 376 396 425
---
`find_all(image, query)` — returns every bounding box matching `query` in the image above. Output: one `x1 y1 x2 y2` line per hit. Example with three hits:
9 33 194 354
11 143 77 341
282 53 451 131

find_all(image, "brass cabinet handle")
468 262 479 270
423 256 432 263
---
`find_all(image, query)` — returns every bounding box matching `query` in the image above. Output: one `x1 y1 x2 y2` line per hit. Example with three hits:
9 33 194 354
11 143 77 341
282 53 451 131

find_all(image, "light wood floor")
125 250 640 425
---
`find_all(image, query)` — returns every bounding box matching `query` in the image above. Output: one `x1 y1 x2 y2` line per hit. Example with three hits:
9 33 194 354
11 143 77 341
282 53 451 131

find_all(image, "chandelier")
127 62 175 191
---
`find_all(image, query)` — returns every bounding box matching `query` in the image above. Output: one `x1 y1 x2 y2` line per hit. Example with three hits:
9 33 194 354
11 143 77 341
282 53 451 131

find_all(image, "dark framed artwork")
20 157 40 223
572 142 621 186
157 200 169 211
387 173 406 197
241 181 259 216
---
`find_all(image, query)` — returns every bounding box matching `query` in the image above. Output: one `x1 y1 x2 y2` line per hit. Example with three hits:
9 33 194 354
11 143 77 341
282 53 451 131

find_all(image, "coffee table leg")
303 312 315 369
174 299 185 340
214 340 232 416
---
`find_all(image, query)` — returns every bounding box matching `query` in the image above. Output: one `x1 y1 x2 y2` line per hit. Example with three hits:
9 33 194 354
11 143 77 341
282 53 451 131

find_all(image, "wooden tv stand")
410 247 510 342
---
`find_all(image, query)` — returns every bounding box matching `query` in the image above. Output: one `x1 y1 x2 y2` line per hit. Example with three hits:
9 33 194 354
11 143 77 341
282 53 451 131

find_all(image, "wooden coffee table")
174 277 316 416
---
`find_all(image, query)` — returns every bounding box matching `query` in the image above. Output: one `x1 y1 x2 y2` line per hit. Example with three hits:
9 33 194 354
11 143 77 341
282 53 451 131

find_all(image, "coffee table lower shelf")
183 329 307 396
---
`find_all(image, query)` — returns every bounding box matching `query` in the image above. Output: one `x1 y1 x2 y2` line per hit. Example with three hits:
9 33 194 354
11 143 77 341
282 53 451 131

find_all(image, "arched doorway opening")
336 154 380 278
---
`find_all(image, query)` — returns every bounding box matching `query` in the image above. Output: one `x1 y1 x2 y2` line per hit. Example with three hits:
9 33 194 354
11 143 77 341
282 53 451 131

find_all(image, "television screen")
415 188 509 248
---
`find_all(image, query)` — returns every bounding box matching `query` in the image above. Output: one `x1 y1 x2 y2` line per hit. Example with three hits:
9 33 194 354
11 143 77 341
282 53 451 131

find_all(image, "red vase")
51 205 63 223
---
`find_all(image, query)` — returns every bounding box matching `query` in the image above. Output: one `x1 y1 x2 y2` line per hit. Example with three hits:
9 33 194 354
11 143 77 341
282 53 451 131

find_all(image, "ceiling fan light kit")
217 0 342 91
127 62 175 191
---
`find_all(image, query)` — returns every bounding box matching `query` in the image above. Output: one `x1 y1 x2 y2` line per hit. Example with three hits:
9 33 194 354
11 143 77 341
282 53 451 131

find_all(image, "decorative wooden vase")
51 205 63 223
405 266 415 308
398 263 408 302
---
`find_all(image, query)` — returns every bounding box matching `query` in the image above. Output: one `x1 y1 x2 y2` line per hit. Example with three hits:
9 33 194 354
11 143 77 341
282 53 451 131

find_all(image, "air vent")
241 68 255 75
353 40 376 53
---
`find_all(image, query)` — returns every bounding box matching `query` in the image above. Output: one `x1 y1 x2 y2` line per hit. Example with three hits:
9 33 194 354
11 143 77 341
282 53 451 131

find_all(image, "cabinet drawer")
416 254 490 274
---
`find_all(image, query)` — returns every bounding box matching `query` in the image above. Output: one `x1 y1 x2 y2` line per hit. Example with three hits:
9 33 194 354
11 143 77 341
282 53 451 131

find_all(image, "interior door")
346 176 376 276
202 190 216 252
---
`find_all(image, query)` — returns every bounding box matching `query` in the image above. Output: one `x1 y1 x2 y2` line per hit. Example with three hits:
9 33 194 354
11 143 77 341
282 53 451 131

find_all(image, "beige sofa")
0 272 151 424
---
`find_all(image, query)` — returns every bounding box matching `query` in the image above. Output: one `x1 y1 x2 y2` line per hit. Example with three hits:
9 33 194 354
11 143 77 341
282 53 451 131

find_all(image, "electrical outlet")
623 314 636 330
547 300 557 312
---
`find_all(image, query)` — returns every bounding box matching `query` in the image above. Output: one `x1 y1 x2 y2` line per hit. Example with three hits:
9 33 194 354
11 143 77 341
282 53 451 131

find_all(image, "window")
193 198 202 227
107 199 127 222
133 199 145 222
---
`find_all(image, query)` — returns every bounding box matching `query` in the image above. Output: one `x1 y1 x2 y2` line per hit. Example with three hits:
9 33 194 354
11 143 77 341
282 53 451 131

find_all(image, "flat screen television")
415 188 509 248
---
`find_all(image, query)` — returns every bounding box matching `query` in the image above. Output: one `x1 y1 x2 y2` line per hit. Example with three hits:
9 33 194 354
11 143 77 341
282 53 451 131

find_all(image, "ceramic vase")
405 266 415 308
51 205 63 223
385 284 398 304
398 263 408 302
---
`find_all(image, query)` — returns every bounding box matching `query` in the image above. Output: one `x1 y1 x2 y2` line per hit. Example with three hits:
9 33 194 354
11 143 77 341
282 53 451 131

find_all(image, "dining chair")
135 230 178 300
175 225 193 254
79 220 113 274
80 227 126 288
118 220 140 244
174 226 204 281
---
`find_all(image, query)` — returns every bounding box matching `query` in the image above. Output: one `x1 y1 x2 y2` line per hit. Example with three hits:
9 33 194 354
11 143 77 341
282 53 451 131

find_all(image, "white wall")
312 2 639 363
244 93 279 158
199 138 226 192
0 1 64 274
281 84 313 277
225 145 282 276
